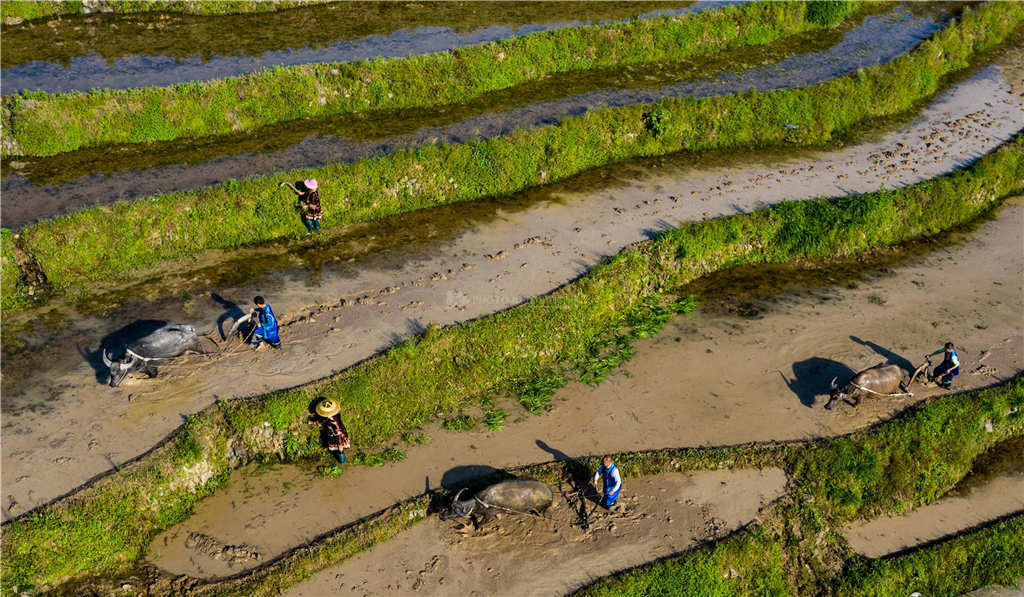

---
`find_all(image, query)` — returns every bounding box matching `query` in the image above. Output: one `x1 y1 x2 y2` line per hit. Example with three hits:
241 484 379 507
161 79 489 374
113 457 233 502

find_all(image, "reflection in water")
1 3 959 229
0 1 707 93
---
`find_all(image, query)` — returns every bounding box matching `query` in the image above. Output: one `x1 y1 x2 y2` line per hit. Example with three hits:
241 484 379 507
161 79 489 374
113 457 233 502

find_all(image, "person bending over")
929 342 960 390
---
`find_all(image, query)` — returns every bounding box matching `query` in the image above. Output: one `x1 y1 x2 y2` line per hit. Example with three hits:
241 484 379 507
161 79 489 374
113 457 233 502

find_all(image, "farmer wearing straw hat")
310 398 351 464
299 179 323 234
280 178 323 234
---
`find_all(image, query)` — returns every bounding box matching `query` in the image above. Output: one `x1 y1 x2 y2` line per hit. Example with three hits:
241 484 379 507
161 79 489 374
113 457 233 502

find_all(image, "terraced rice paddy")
1 2 1022 596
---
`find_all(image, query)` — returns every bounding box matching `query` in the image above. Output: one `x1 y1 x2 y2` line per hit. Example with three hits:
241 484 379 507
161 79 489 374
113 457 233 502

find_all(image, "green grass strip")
3 1 1018 312
1 1 856 156
2 132 1021 593
579 379 1024 597
0 0 332 22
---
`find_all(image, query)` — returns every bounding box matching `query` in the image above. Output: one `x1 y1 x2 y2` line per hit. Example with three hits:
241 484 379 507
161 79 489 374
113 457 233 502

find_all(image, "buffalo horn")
830 376 838 390
102 350 114 368
454 488 466 502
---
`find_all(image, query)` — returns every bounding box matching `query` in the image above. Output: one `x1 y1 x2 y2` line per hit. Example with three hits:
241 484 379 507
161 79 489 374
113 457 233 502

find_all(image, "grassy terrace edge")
59 379 1024 596
3 133 1022 592
2 1 1017 311
1 0 857 156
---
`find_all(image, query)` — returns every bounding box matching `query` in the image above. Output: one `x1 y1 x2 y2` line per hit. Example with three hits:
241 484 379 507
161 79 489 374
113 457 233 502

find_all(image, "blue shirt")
254 303 280 343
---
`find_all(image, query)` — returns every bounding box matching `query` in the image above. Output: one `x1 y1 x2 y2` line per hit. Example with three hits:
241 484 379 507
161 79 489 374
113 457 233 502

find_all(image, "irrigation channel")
0 2 958 228
2 60 1021 522
149 195 1023 584
0 1 707 94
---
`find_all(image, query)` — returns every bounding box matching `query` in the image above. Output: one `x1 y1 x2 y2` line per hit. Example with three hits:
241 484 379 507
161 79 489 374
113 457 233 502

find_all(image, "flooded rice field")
0 1 707 94
2 64 1020 519
0 2 961 228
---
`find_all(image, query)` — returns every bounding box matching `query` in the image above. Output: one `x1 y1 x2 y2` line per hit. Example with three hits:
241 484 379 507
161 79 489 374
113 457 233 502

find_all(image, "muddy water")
0 2 957 228
1 65 1020 521
0 1 706 94
843 438 1024 558
146 198 1023 578
283 470 787 596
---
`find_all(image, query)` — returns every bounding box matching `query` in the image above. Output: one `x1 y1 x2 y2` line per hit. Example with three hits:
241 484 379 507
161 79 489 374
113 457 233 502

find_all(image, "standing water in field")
0 1 715 94
1 2 961 228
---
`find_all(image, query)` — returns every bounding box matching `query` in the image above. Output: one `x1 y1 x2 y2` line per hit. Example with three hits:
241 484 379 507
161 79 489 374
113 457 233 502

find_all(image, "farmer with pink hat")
280 178 323 233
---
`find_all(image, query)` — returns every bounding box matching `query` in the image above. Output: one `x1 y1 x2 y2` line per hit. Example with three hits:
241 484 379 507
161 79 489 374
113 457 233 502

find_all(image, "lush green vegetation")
1 1 860 156
4 1 1017 312
0 0 331 22
3 134 1021 593
581 378 1024 596
0 229 28 309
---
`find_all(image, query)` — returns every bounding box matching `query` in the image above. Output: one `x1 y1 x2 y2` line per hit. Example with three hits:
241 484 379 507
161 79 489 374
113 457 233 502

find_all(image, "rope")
850 382 913 398
473 497 549 520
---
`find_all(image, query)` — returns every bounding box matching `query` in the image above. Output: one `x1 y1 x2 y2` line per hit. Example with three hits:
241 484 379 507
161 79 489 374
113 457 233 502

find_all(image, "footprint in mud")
184 532 260 567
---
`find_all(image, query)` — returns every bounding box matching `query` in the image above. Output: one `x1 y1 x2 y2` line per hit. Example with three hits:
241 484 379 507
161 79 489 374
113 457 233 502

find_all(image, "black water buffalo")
824 363 907 410
102 324 211 387
440 479 554 525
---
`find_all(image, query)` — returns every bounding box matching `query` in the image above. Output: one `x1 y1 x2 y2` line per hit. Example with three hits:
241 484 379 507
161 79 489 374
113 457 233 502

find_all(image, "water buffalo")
440 479 554 525
102 323 211 387
824 363 907 410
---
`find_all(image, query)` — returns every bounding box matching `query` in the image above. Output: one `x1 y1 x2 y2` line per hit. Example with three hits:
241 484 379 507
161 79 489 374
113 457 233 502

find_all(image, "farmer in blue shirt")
929 342 959 390
249 295 281 349
592 455 622 508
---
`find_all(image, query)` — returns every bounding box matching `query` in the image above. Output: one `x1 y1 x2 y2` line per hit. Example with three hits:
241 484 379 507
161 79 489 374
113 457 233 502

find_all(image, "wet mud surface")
1 66 1020 521
144 194 1022 576
0 1 706 94
843 437 1024 558
0 2 957 228
152 469 785 585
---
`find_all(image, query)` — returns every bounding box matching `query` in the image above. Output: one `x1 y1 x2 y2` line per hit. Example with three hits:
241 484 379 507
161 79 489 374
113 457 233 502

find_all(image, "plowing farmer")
249 296 281 350
310 398 351 464
929 342 960 390
592 455 622 508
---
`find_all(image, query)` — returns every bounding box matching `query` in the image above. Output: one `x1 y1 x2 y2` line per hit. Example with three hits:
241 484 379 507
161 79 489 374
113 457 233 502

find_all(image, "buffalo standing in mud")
440 479 554 525
824 363 908 410
102 324 212 387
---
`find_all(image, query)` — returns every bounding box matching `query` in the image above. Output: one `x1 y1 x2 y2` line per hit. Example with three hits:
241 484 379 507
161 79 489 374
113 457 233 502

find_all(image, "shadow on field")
850 335 914 371
780 357 856 408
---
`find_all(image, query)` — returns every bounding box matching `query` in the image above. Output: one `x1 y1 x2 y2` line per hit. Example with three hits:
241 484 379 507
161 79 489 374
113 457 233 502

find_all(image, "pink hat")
304 178 318 191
